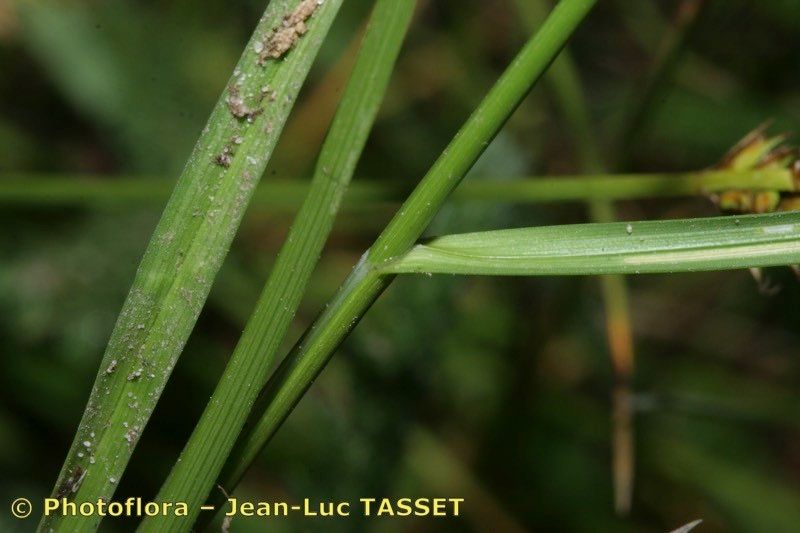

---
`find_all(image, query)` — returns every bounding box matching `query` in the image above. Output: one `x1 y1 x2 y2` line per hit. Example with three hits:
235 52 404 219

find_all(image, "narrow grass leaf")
138 1 417 530
381 212 800 276
41 1 343 531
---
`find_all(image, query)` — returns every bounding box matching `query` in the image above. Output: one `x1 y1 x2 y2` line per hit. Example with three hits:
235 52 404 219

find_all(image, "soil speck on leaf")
56 466 86 498
215 146 235 168
260 85 277 102
226 85 263 121
123 428 138 445
258 0 322 63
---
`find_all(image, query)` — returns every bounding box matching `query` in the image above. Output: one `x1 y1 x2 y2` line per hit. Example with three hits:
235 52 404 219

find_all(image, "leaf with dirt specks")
40 1 343 531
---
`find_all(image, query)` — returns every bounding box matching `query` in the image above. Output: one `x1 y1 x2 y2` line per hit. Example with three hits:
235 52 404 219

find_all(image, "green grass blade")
138 1 416 530
213 0 598 500
2 168 795 208
39 0 343 531
381 212 800 276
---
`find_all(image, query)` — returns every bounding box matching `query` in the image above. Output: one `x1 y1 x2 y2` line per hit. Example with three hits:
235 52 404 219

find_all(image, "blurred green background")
2 0 800 531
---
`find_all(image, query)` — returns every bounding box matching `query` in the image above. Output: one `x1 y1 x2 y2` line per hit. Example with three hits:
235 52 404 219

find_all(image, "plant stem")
138 1 416 530
211 0 598 511
39 0 343 531
457 169 795 202
2 168 794 208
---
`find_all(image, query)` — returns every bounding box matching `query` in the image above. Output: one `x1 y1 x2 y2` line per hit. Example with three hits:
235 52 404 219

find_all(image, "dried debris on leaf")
55 466 86 498
123 428 139 446
260 84 277 102
214 146 235 168
258 0 322 63
226 85 263 122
